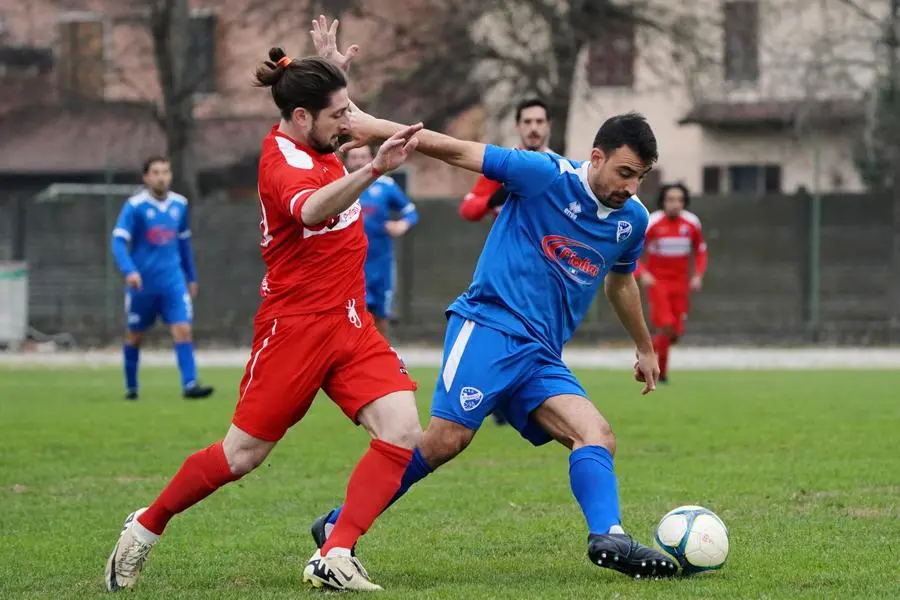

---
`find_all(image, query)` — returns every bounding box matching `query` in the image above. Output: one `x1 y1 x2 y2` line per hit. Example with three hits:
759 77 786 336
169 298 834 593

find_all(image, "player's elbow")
458 200 483 222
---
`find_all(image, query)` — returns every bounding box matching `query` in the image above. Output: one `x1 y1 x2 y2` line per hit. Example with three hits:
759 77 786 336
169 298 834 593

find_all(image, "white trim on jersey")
681 209 702 228
113 227 131 241
302 200 362 239
289 189 317 217
276 136 314 169
178 230 192 240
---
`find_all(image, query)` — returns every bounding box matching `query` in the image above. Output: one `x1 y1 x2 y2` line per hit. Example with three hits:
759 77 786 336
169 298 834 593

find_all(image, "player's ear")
590 147 606 166
291 107 311 130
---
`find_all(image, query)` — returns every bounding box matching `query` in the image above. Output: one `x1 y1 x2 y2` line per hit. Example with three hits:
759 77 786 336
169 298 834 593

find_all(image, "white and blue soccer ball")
654 505 729 574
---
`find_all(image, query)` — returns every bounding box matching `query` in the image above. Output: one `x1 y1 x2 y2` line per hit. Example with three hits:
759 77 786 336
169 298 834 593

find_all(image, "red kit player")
635 184 708 383
104 43 425 593
458 98 552 222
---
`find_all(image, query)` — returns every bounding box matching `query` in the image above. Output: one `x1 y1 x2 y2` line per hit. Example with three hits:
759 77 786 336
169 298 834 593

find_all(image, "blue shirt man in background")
343 144 418 338
314 111 678 580
111 156 214 401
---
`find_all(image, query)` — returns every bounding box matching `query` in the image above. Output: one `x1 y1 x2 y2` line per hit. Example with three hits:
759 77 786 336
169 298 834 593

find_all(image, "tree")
350 0 702 155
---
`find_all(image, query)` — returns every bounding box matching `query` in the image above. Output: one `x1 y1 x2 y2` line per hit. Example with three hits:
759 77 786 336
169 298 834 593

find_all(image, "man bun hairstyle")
254 47 348 120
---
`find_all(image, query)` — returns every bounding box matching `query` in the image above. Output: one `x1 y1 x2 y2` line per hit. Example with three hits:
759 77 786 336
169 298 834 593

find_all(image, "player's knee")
373 412 422 449
171 323 193 343
225 445 268 476
124 331 143 346
420 420 474 468
574 415 616 456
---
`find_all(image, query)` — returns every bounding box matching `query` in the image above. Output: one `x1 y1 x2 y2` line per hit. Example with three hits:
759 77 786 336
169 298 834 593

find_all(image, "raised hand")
310 15 360 72
340 103 380 153
371 124 424 174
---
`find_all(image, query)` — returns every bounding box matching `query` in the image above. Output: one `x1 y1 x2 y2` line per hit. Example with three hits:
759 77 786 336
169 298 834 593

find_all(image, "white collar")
577 162 615 220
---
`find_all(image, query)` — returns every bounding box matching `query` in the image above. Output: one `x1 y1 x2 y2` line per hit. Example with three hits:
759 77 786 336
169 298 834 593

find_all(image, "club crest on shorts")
616 220 633 243
459 386 484 412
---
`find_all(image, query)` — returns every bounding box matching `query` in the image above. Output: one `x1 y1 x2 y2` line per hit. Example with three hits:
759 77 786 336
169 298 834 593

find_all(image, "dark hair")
254 47 348 120
592 112 658 166
657 183 691 209
142 155 169 175
515 98 549 123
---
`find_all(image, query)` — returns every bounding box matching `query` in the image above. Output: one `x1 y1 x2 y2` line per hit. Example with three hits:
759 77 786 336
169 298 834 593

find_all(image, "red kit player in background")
635 184 708 383
458 98 552 222
104 40 425 593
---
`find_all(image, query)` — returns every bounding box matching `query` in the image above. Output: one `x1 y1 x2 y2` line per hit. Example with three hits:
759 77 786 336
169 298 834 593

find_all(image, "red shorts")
648 282 689 336
233 307 417 442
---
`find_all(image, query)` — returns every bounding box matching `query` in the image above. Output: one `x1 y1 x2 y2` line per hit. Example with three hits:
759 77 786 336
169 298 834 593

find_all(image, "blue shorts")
125 286 193 332
365 269 394 319
431 314 587 446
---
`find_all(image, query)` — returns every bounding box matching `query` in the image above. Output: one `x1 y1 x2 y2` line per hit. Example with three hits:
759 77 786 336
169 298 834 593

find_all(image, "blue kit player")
343 144 418 337
312 109 678 579
111 156 214 401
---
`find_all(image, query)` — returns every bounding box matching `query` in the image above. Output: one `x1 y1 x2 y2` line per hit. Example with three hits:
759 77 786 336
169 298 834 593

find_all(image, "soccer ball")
654 505 729 574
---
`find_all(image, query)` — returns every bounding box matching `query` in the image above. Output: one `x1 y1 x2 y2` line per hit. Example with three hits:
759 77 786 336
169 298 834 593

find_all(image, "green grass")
1 367 899 599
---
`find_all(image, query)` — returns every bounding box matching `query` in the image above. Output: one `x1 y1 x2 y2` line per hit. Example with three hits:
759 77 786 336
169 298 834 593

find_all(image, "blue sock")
327 447 433 526
123 344 140 392
569 445 622 535
174 341 198 390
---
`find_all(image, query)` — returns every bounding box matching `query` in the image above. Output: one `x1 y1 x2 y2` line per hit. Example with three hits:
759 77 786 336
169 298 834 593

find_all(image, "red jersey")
636 210 708 285
459 174 504 221
254 125 366 319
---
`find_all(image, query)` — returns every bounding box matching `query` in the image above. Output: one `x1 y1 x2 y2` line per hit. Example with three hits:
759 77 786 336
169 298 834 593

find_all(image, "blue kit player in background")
111 156 214 401
343 144 418 338
312 108 679 579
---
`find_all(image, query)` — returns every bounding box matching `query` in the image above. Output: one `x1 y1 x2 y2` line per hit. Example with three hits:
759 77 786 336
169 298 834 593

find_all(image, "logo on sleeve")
541 235 606 285
616 221 633 243
459 386 484 411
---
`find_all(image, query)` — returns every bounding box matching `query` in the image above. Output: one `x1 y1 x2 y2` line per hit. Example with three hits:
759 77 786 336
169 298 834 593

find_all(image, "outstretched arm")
344 110 485 173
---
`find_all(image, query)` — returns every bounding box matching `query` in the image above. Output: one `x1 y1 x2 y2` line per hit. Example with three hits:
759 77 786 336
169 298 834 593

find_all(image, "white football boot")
104 508 158 592
303 548 382 591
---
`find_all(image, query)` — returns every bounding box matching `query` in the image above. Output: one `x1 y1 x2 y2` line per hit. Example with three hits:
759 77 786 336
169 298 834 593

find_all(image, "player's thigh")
531 392 615 453
233 316 332 442
506 355 594 448
649 283 675 328
430 315 525 433
124 288 159 332
160 286 193 327
326 311 418 432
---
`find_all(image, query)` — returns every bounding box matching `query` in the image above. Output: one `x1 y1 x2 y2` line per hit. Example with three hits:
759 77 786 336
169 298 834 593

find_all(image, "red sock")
653 334 672 378
137 441 240 535
321 439 413 554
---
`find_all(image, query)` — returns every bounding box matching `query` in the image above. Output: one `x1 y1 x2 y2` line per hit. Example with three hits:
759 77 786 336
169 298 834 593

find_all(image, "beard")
308 124 340 154
523 133 545 152
597 191 631 209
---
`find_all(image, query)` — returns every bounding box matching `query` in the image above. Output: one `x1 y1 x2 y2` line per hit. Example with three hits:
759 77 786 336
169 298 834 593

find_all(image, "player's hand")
188 282 199 298
689 275 703 292
340 103 380 153
633 349 659 395
371 123 423 173
125 272 142 290
385 220 411 237
310 15 359 72
639 272 656 288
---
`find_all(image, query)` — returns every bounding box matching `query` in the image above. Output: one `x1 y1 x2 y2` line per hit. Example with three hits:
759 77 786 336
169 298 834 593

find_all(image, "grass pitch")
1 366 898 599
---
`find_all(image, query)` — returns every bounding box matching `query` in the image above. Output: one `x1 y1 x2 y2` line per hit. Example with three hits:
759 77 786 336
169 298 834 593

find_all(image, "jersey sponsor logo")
616 220 633 243
146 225 177 245
303 201 362 239
541 235 606 285
460 386 484 411
564 200 582 220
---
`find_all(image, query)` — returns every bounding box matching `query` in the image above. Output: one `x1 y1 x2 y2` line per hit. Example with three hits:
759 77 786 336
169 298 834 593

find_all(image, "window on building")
727 164 781 194
57 16 104 100
587 18 636 88
723 1 759 84
702 165 722 194
188 13 218 94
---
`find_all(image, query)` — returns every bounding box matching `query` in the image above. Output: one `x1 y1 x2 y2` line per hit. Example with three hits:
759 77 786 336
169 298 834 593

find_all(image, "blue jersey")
361 175 418 278
448 145 649 354
111 189 196 292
